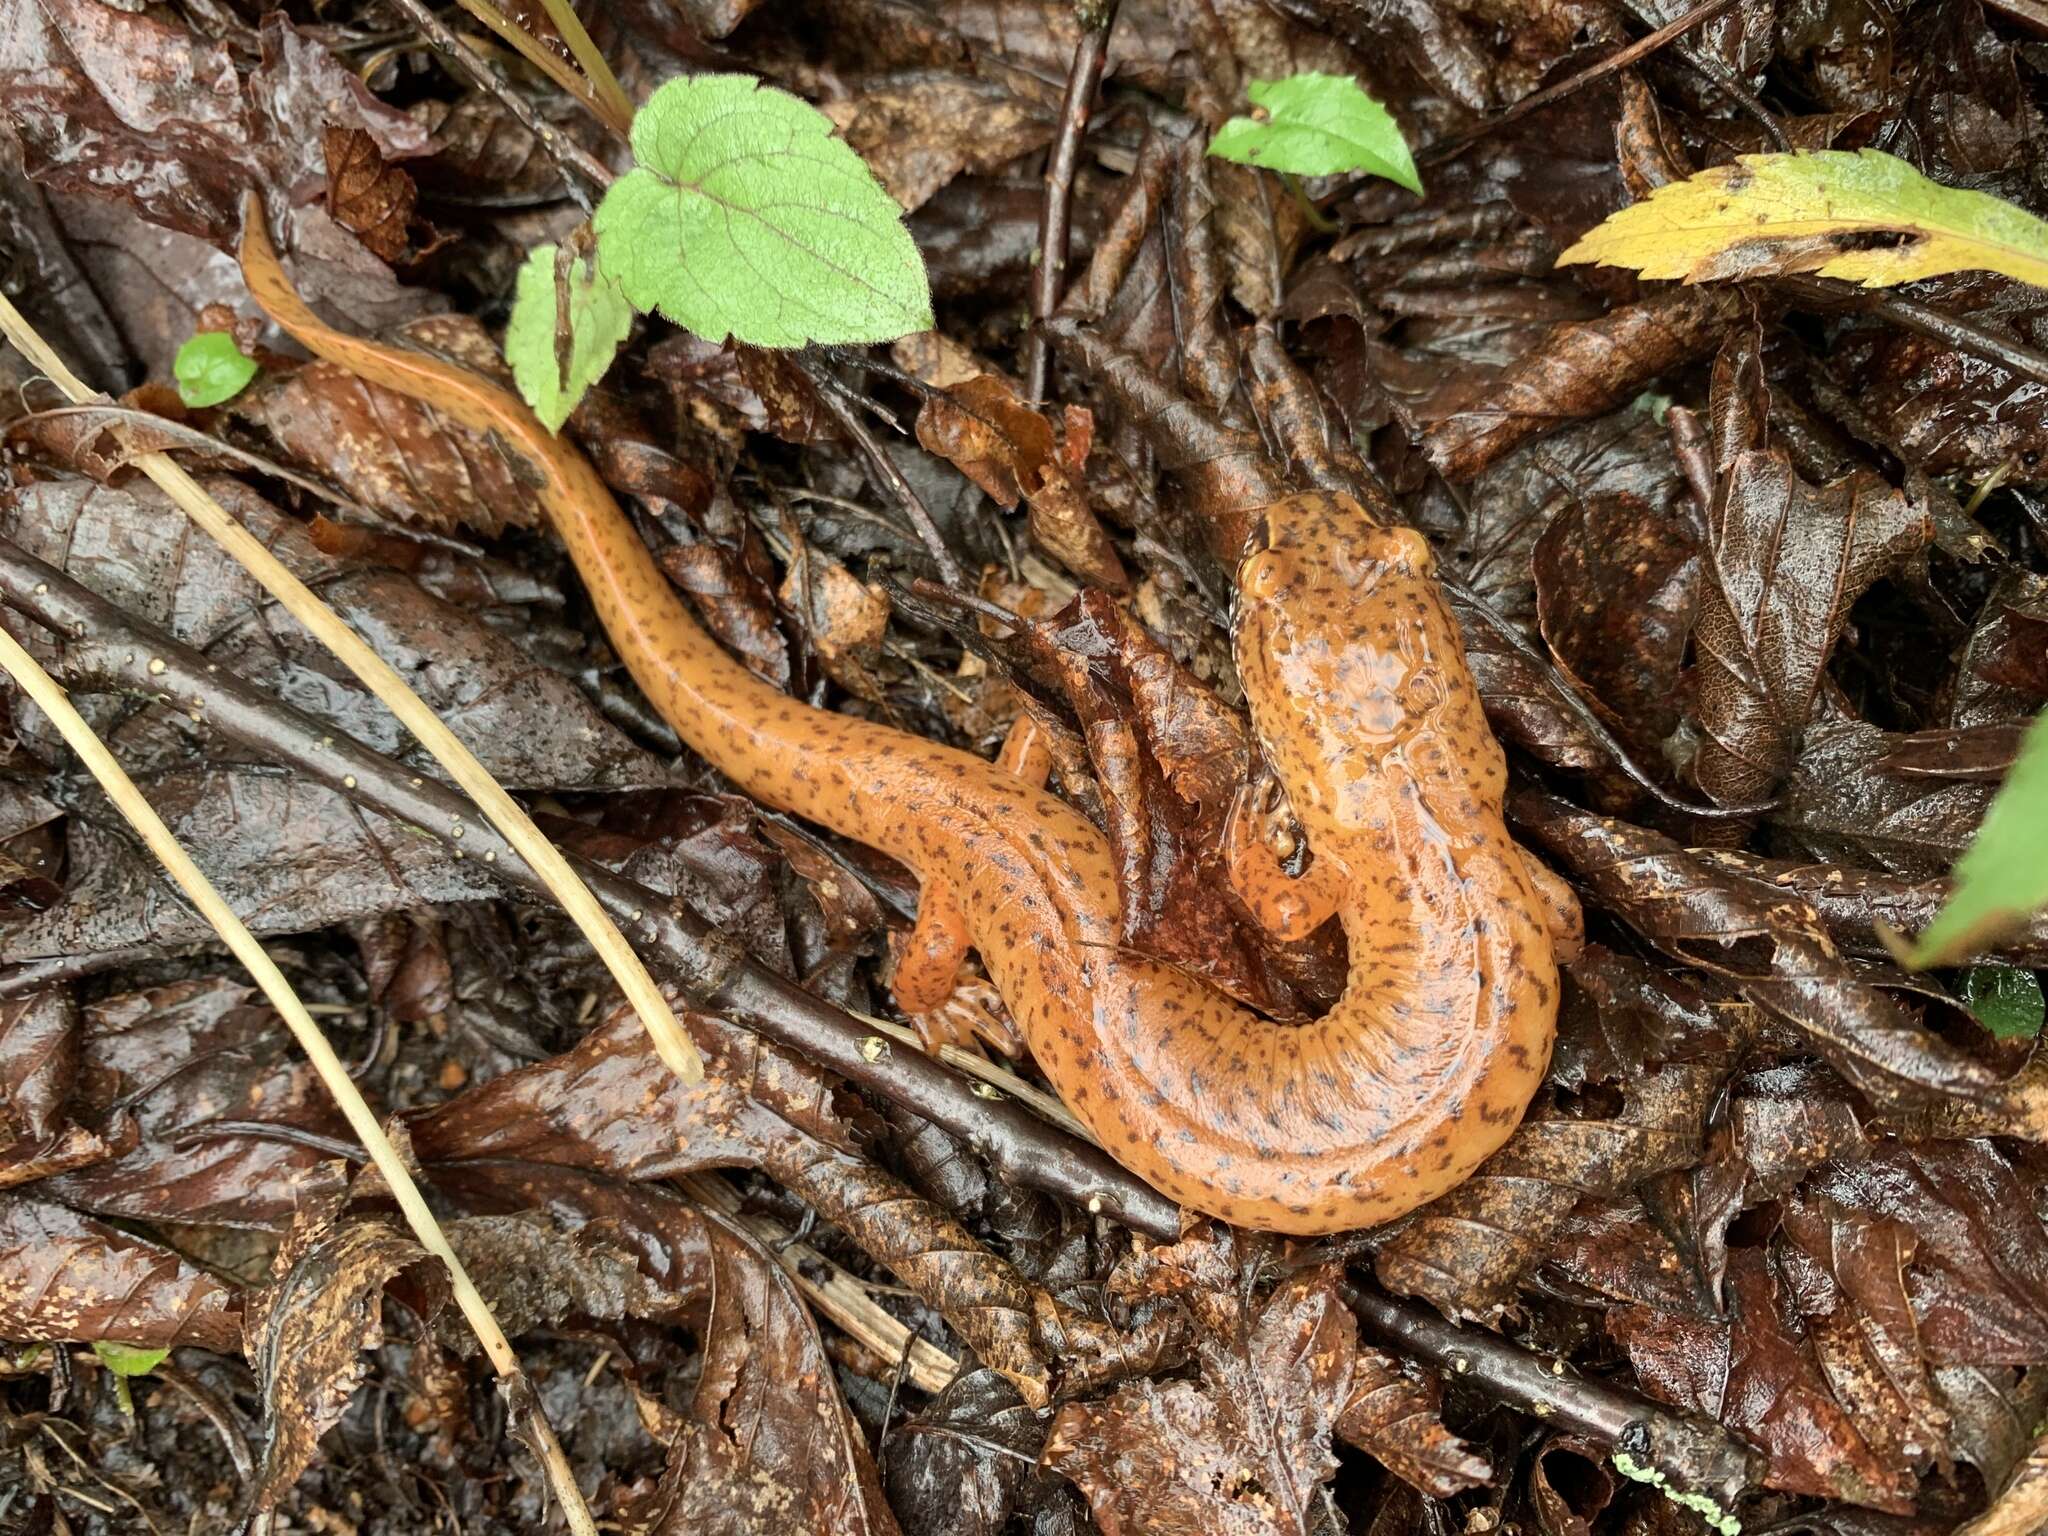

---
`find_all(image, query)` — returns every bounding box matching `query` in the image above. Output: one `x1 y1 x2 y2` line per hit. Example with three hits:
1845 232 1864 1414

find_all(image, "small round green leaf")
1207 73 1422 195
593 74 934 348
505 241 633 434
1960 965 2046 1041
92 1341 170 1377
173 331 259 408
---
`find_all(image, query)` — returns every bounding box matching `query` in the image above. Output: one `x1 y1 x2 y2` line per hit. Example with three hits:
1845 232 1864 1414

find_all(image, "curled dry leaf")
243 1194 450 1511
777 540 891 701
916 374 1126 590
1005 589 1346 1017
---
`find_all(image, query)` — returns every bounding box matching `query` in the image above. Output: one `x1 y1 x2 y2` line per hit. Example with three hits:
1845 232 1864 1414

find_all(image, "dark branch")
1024 4 1120 403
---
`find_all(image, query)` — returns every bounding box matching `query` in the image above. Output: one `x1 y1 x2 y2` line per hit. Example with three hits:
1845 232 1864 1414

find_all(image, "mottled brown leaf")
1691 399 1934 806
1375 1060 1724 1323
1334 1343 1492 1498
1610 1246 1916 1510
39 978 354 1228
1533 490 1700 764
824 73 1050 213
0 988 76 1142
917 374 1125 590
0 1194 241 1351
1422 289 1741 482
244 1205 448 1510
1514 790 2032 1125
322 126 415 264
235 315 531 537
1046 1270 1453 1535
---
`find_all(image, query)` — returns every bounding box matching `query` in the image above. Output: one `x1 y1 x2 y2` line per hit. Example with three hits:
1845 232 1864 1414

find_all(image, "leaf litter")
2 2 2048 1534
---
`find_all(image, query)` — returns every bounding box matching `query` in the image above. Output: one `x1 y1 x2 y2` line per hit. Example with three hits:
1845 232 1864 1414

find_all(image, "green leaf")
593 74 933 348
505 241 633 433
1894 710 2048 967
92 1341 170 1377
173 331 259 408
1207 74 1421 196
1558 149 2048 290
1960 965 2046 1041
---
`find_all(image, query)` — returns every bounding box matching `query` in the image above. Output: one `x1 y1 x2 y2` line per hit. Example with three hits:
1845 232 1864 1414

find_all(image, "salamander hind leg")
888 874 1024 1056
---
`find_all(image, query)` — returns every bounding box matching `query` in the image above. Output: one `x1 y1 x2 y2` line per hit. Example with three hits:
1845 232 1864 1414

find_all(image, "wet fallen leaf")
1045 1267 1485 1534
243 1188 449 1511
0 1194 241 1351
1560 150 2048 290
322 126 416 264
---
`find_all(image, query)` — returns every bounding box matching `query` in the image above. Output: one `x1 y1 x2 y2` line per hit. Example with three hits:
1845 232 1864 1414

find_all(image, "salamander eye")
1368 527 1436 575
1240 550 1290 600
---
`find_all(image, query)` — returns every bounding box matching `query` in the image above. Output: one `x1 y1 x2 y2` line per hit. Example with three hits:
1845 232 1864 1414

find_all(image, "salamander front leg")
1514 842 1584 963
1224 772 1344 941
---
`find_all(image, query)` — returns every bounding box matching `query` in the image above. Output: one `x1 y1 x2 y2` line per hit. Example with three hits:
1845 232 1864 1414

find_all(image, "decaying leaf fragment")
916 374 1127 590
1044 1260 1486 1533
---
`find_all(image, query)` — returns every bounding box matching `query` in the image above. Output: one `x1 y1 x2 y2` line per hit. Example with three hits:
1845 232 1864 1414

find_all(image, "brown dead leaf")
1422 289 1743 482
322 125 415 264
244 1190 449 1511
1513 790 2023 1122
1691 338 1935 806
0 1194 242 1351
659 539 793 690
1611 1246 1916 1510
824 73 1051 213
1045 1266 1485 1532
1374 1059 1725 1323
0 988 77 1143
234 315 533 537
917 374 1126 590
778 541 890 701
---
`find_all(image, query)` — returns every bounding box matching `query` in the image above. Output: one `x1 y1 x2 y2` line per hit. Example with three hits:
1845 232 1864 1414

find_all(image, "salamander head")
1233 493 1499 838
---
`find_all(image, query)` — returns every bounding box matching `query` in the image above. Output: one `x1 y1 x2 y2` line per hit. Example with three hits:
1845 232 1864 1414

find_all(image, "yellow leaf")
1557 149 2048 291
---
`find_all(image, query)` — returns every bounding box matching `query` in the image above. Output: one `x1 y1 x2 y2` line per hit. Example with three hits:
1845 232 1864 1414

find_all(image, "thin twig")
0 275 699 1086
1425 0 1748 161
1343 1280 1759 1520
1779 275 2048 391
808 364 969 588
680 1173 961 1394
0 539 1182 1238
0 623 596 1536
530 0 635 136
1025 3 1119 404
379 0 613 209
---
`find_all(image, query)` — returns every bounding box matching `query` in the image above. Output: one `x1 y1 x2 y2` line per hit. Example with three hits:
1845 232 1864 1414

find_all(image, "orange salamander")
240 208 1575 1235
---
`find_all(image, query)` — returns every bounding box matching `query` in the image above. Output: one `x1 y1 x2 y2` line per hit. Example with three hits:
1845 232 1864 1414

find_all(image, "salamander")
239 209 1573 1234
